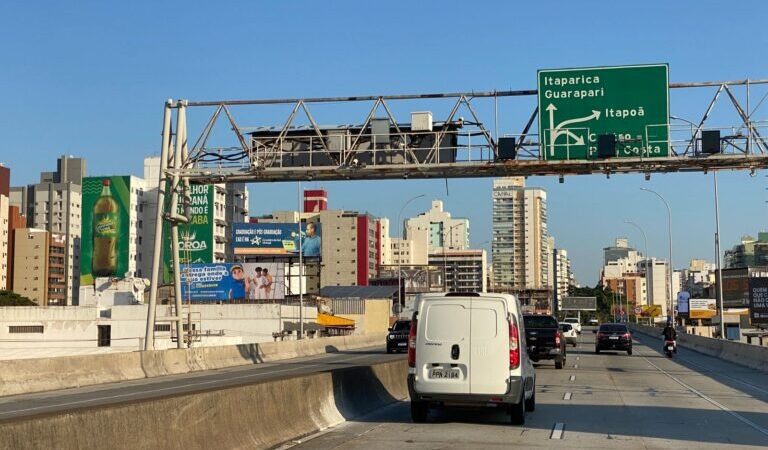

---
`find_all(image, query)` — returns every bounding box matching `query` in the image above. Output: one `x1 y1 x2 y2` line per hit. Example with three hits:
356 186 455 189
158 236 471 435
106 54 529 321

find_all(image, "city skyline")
3 2 768 285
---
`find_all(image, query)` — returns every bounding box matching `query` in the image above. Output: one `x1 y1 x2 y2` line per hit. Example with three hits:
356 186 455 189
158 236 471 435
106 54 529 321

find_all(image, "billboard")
538 64 669 160
689 298 717 319
677 291 690 316
640 305 662 317
719 267 768 308
180 263 286 301
163 184 215 282
80 176 132 285
232 222 321 257
748 277 768 324
561 297 597 311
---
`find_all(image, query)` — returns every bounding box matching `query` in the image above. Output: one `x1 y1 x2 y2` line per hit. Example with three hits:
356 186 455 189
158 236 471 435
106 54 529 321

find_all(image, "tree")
0 290 37 306
568 284 626 322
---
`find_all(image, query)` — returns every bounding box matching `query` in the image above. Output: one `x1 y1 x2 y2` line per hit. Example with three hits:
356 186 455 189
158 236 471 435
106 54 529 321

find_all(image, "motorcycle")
664 340 676 358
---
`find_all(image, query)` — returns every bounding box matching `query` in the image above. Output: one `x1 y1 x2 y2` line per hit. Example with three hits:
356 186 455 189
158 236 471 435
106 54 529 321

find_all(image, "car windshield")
559 324 573 331
564 318 578 323
392 321 411 332
523 315 559 328
599 324 628 333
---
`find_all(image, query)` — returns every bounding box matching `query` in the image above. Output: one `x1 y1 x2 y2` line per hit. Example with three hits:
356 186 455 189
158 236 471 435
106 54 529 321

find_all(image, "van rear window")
523 315 558 328
424 303 470 341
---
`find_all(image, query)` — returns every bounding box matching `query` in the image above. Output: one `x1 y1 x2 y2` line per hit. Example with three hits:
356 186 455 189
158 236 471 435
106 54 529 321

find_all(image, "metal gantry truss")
143 78 768 349
164 78 768 184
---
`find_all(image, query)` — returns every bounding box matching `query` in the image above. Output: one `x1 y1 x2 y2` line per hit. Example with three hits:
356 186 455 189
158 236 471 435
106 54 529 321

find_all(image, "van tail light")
623 332 631 339
508 316 520 370
407 318 417 367
555 331 561 347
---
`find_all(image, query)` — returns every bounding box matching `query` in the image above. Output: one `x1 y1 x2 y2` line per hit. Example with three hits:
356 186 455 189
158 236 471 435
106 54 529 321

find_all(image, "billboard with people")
180 263 286 301
80 176 132 285
232 222 321 257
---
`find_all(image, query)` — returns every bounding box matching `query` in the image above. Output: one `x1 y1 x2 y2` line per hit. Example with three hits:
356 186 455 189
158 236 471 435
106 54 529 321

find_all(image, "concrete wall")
630 324 768 373
0 359 407 450
0 333 384 397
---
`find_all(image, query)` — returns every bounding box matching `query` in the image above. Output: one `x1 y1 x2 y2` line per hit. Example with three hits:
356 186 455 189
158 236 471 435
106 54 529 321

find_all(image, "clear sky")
2 1 767 285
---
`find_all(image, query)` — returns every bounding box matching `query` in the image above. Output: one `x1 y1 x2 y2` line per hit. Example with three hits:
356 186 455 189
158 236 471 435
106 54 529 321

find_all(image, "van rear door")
470 296 509 395
415 298 471 395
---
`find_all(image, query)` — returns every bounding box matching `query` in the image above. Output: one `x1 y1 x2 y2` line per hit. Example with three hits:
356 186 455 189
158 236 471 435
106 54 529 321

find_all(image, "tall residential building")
0 164 9 290
6 205 26 291
640 258 671 319
680 259 715 298
428 249 487 293
724 233 768 268
9 155 84 304
406 200 469 251
318 210 381 287
13 228 67 305
553 248 574 309
492 177 549 290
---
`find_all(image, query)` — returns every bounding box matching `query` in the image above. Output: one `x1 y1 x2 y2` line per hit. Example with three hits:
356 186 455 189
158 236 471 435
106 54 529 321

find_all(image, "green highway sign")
538 64 669 160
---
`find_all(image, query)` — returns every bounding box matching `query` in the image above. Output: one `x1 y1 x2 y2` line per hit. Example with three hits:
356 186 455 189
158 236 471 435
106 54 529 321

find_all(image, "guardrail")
629 324 768 372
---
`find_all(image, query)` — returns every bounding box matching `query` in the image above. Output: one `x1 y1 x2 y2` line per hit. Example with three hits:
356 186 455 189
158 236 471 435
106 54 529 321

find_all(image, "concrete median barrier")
0 334 387 397
630 324 768 372
0 359 408 450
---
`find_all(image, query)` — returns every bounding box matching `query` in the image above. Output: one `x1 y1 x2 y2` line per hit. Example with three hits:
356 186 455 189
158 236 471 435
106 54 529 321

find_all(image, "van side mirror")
388 327 392 332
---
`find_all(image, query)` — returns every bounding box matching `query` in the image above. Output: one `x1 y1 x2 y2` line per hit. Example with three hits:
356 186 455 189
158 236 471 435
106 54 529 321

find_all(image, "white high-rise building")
553 248 573 307
640 258 671 320
492 177 549 290
10 156 84 305
406 200 469 252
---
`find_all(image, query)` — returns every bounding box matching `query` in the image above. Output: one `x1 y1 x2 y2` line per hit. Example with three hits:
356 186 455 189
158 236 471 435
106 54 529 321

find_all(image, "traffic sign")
561 296 597 311
538 64 669 160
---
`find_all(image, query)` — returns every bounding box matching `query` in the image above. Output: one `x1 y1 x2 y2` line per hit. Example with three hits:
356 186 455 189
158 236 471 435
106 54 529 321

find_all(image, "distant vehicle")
664 339 676 358
594 323 632 355
408 293 536 425
588 318 599 326
562 317 582 334
559 323 578 347
523 314 567 369
386 320 411 353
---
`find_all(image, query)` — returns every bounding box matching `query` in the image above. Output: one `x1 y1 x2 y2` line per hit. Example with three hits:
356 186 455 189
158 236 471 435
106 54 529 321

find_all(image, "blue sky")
2 1 767 285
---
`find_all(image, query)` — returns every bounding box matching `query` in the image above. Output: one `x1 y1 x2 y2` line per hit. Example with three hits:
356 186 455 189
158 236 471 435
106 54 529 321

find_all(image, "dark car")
523 314 567 369
386 319 411 353
594 323 632 355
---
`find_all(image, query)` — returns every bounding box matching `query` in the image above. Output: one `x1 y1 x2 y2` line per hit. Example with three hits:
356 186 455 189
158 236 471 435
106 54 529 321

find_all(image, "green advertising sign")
81 176 132 285
163 184 215 282
538 64 669 160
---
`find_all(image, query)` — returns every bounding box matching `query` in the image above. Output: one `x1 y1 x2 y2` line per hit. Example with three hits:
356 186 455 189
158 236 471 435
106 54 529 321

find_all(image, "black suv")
523 314 567 369
386 320 411 353
594 323 633 355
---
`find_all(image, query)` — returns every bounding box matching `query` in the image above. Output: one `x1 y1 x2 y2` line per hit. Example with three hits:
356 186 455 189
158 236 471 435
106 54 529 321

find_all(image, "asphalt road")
0 346 403 421
285 328 768 450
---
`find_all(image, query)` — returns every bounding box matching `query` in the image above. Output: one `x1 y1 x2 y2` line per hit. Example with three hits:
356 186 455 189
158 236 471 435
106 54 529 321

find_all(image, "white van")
407 292 536 425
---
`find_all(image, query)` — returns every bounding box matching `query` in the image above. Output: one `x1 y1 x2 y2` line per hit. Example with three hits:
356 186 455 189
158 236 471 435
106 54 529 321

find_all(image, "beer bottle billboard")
92 179 120 277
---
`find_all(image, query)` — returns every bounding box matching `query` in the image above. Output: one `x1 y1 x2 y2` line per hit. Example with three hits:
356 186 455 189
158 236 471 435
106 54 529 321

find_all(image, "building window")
9 325 44 334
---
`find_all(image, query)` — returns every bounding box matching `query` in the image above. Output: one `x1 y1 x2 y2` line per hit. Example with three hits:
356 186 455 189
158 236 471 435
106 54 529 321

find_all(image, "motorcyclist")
662 320 677 353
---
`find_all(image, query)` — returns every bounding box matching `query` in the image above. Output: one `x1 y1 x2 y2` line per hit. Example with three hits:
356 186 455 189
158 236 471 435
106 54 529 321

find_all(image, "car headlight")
388 334 395 340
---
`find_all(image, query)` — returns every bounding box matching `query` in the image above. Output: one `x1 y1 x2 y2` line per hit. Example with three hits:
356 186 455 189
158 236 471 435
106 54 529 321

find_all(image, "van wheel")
510 396 526 425
525 383 536 412
555 357 564 370
386 347 393 354
410 401 428 423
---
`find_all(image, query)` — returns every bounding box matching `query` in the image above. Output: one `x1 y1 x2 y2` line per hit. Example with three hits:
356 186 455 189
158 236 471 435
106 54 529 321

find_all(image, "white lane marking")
569 375 576 382
550 422 565 439
0 354 375 416
563 392 572 400
573 364 579 369
576 356 580 361
641 353 768 438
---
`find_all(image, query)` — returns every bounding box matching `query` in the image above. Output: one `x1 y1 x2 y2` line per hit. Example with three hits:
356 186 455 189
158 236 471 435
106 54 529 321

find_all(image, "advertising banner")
677 291 690 316
561 297 597 311
640 305 662 317
163 184 215 282
180 263 286 301
748 277 768 324
233 222 321 257
80 176 132 285
689 299 717 319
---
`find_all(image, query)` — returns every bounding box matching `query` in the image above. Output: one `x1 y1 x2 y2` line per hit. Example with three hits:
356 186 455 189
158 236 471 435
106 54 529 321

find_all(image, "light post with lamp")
625 220 649 324
397 194 425 317
640 187 675 325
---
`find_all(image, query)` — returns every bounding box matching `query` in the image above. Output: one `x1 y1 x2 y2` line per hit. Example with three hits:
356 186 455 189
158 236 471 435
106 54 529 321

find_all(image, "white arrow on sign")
547 104 601 156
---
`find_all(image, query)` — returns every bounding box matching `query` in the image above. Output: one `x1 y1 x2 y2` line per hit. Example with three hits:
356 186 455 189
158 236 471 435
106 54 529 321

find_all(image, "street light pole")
713 170 726 339
397 194 425 316
625 220 650 323
640 187 676 325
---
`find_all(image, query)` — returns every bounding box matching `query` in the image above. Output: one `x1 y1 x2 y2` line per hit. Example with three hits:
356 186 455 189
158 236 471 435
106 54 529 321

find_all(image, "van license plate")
430 369 459 379
609 336 619 340
398 342 407 346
